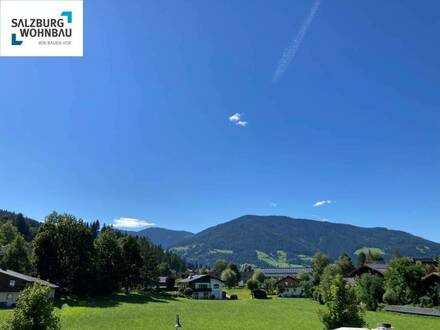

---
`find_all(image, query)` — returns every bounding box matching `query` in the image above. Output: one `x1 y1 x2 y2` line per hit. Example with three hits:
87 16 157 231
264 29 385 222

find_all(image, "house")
0 269 58 307
260 268 312 279
276 276 303 297
348 264 389 278
179 274 224 300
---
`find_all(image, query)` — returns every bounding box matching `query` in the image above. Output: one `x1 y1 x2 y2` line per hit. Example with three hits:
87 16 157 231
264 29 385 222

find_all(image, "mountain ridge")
157 215 440 267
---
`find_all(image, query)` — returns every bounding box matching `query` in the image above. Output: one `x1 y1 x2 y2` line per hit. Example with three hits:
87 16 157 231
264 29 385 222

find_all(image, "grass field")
0 290 439 330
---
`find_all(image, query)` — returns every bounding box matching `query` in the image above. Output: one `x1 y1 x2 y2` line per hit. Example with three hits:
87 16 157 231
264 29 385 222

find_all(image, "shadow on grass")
56 291 179 309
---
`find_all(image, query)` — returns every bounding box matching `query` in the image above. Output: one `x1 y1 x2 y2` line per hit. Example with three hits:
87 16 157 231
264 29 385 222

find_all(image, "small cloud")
113 217 155 229
229 113 241 123
228 113 248 127
270 202 278 208
313 200 335 208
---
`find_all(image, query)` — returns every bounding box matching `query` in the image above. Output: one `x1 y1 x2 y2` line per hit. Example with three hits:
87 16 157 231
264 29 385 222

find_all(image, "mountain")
169 215 440 268
128 227 194 248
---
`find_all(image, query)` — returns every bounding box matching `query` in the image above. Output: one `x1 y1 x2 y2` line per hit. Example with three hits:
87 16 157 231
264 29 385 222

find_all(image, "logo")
0 1 83 57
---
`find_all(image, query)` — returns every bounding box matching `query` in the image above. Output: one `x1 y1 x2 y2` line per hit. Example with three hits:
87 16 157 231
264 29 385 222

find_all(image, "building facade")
179 274 224 300
0 269 58 307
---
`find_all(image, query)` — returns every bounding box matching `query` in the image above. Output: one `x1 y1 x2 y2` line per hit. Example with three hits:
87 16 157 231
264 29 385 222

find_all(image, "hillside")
128 227 194 248
0 209 40 240
169 215 440 267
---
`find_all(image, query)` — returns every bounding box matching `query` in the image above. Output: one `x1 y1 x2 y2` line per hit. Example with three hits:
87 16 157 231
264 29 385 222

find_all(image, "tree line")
0 211 187 296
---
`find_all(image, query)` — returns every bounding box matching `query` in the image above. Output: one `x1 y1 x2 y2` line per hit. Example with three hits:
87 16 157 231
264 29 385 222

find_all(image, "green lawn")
0 290 439 329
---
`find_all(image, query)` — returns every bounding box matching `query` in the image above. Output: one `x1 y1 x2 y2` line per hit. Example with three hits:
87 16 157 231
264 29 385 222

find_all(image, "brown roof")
275 275 300 285
0 269 58 289
348 264 389 277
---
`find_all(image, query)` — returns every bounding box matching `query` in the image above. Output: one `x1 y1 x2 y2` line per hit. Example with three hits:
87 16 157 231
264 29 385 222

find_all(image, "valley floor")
0 290 439 330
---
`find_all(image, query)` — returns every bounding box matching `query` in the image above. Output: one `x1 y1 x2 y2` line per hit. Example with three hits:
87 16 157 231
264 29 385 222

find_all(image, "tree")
120 235 143 293
94 228 123 295
33 212 95 295
319 275 365 330
165 277 176 290
213 259 228 273
315 264 341 304
298 271 314 298
366 250 384 264
312 252 330 287
2 234 31 274
0 222 18 246
221 268 238 289
158 262 171 276
356 252 366 267
139 238 160 289
383 257 424 305
2 283 60 330
198 266 209 274
262 277 278 295
336 254 354 275
240 264 254 272
354 273 384 311
252 269 265 284
14 213 31 241
227 263 241 282
246 279 259 294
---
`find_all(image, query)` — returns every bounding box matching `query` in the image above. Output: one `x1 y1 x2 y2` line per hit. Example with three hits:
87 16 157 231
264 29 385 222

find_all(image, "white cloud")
229 113 241 123
228 113 248 127
113 217 155 229
313 200 335 208
270 202 278 207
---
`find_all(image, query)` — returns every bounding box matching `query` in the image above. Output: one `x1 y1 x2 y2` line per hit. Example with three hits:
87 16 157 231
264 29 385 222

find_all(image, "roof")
275 276 301 285
412 257 438 266
422 272 440 281
348 264 389 277
179 274 223 283
0 269 58 289
261 268 312 276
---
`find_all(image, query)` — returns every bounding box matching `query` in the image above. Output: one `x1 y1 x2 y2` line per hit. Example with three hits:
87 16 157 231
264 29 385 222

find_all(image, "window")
198 283 208 289
9 280 15 287
213 284 219 289
6 294 12 300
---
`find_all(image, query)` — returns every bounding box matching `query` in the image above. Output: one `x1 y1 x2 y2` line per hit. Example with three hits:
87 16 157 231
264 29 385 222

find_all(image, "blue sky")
1 0 439 242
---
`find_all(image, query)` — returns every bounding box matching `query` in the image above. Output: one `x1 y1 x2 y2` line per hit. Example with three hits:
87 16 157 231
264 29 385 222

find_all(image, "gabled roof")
180 274 223 283
348 264 389 277
422 272 440 281
275 275 301 285
0 269 58 289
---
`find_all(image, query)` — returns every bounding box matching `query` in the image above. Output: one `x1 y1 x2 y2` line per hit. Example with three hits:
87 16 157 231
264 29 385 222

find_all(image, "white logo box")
0 0 83 57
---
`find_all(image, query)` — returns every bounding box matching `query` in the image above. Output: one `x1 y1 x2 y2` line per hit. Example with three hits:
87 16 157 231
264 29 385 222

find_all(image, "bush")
419 295 434 308
229 294 238 300
183 287 193 297
2 283 60 330
210 294 216 300
354 273 384 311
383 289 399 305
246 279 259 292
319 275 365 330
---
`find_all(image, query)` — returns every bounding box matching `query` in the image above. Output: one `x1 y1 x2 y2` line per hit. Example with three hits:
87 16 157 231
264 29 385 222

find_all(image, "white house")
179 274 224 300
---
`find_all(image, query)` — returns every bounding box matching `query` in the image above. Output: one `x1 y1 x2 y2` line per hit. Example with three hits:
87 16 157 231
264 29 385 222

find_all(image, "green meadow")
0 291 439 330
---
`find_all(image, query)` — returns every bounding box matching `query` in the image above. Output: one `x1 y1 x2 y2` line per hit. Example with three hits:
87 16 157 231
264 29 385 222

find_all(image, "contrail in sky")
272 0 321 83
